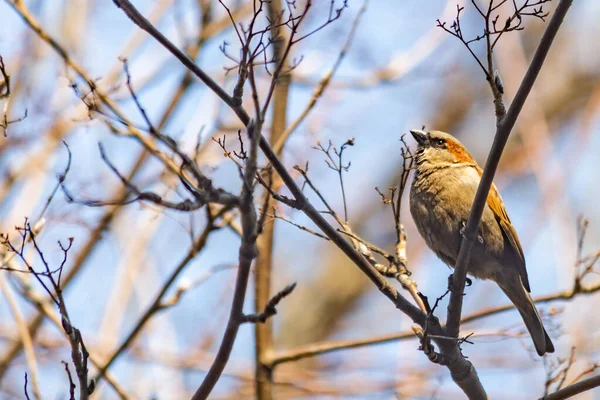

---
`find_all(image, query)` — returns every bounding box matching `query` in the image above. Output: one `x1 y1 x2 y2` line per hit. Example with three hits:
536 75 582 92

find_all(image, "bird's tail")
496 274 555 356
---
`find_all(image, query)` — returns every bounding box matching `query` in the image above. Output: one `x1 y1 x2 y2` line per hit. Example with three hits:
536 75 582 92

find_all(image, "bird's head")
410 129 476 167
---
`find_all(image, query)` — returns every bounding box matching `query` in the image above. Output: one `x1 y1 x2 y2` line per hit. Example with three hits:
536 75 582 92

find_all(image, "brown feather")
488 182 530 292
473 165 530 291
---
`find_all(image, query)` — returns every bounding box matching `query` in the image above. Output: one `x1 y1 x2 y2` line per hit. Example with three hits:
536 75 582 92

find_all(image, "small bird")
409 129 554 356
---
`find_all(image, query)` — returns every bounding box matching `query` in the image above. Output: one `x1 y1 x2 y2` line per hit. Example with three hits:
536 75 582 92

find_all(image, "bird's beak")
410 129 428 145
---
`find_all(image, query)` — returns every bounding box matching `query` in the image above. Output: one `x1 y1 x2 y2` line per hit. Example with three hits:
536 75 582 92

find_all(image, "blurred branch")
544 348 577 395
159 263 238 310
270 219 600 365
5 0 215 200
0 275 41 400
566 364 600 389
0 0 228 382
0 55 27 136
254 0 292 397
541 375 600 400
0 55 28 136
93 207 228 384
291 0 457 89
273 0 367 153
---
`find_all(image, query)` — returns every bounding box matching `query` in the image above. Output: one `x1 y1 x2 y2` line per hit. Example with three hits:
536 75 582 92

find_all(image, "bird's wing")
487 182 530 292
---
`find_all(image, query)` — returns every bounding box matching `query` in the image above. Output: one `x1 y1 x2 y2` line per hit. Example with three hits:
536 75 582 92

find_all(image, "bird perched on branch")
409 129 554 356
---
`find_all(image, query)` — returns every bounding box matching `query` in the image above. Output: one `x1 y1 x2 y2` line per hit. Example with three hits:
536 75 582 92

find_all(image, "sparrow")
409 129 554 356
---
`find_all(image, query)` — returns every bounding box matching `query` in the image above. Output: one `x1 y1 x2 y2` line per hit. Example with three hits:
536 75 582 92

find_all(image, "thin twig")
273 0 367 153
541 375 600 400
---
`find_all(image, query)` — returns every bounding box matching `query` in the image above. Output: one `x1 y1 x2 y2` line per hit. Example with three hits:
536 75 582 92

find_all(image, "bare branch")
267 267 600 365
62 361 76 400
541 375 600 400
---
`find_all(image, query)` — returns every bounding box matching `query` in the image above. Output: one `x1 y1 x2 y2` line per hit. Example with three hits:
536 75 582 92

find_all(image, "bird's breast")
409 165 505 280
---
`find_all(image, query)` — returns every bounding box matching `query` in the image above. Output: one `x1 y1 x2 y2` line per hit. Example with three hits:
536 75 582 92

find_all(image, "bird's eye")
434 138 445 146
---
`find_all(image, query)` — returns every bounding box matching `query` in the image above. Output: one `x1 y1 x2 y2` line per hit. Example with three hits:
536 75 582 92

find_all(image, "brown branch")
439 1 555 125
541 375 600 400
267 330 414 367
255 1 292 397
337 229 394 261
158 264 238 310
412 325 453 366
244 283 297 323
191 121 261 399
267 279 600 365
446 0 573 343
269 208 331 240
5 0 208 193
62 361 75 400
257 3 307 118
0 55 28 136
565 363 600 388
111 0 239 115
0 55 9 99
293 161 345 228
0 157 144 384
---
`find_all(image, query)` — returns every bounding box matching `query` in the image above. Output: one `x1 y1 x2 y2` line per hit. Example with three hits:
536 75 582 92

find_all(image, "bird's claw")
447 274 472 293
459 222 466 237
460 222 484 244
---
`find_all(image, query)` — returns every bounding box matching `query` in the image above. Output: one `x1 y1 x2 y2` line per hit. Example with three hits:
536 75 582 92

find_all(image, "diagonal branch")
446 0 573 339
272 1 367 154
268 277 600 365
541 375 600 400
